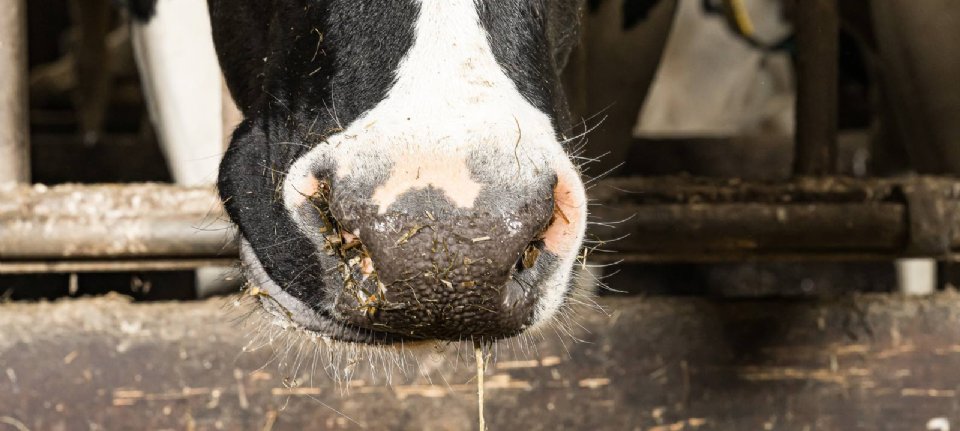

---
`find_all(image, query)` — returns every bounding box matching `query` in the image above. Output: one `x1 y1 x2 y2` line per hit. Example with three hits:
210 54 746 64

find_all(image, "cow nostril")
512 179 566 273
516 240 544 272
304 180 375 277
306 180 347 250
541 167 586 255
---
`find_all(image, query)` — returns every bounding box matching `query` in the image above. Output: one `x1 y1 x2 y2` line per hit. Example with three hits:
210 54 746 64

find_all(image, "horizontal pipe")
590 176 960 258
0 183 237 259
591 252 960 264
2 177 959 271
1 217 237 259
590 176 907 205
0 258 238 274
592 203 907 254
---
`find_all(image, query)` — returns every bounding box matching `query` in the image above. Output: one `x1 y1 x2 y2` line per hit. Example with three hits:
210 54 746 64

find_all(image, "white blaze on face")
286 0 568 206
284 0 588 327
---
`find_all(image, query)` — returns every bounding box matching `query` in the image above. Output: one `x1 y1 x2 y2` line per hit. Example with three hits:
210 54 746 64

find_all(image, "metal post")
794 0 839 176
0 0 29 183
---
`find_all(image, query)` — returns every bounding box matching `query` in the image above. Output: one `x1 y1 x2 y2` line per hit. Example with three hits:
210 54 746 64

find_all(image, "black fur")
480 1 586 131
215 0 419 313
478 2 558 120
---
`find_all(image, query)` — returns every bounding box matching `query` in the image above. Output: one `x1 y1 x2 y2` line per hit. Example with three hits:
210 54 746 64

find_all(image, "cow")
121 0 590 346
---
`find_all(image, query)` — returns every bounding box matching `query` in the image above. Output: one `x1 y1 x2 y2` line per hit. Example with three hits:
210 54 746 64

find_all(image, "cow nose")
325 179 556 340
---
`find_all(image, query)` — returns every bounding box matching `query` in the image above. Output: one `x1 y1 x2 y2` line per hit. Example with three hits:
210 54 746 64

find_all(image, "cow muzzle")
284 160 580 340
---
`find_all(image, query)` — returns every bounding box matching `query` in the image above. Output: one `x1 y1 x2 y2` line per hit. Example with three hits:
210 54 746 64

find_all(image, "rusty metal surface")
0 0 29 183
597 202 906 253
3 294 960 430
591 176 960 260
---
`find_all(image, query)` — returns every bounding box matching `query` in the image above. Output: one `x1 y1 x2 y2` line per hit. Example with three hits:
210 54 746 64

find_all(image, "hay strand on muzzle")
475 341 486 431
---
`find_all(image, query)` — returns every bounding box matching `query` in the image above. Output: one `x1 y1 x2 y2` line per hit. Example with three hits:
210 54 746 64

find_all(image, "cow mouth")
239 237 558 346
240 238 412 346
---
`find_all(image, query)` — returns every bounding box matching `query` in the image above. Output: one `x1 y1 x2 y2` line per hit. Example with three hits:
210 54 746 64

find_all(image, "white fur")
282 0 587 331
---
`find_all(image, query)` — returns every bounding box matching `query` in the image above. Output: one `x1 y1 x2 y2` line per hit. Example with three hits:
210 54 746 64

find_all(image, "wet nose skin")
326 183 556 340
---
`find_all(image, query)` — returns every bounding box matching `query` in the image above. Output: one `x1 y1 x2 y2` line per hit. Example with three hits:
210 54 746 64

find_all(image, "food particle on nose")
475 342 487 431
522 244 541 269
395 224 426 246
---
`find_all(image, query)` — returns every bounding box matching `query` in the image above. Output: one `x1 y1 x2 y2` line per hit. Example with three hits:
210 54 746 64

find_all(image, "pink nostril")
287 173 322 207
542 167 587 255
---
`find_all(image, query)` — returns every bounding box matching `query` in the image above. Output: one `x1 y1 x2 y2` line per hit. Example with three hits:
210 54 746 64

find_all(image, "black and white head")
142 0 590 345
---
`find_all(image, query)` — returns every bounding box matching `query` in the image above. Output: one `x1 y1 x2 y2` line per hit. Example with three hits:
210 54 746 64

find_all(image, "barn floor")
2 292 960 430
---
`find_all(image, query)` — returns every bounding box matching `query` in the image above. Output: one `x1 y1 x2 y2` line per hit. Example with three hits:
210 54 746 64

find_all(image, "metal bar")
591 176 906 205
0 258 237 274
1 217 237 259
1 177 959 271
0 0 29 183
592 203 907 254
591 252 960 264
0 183 237 259
590 176 960 258
793 0 839 175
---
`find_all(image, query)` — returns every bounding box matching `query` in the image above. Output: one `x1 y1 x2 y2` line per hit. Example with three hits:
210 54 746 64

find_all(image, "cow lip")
241 240 419 345
328 273 545 342
241 238 557 345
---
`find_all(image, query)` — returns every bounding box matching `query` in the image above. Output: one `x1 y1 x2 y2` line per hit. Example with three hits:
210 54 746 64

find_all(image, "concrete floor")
2 292 960 430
